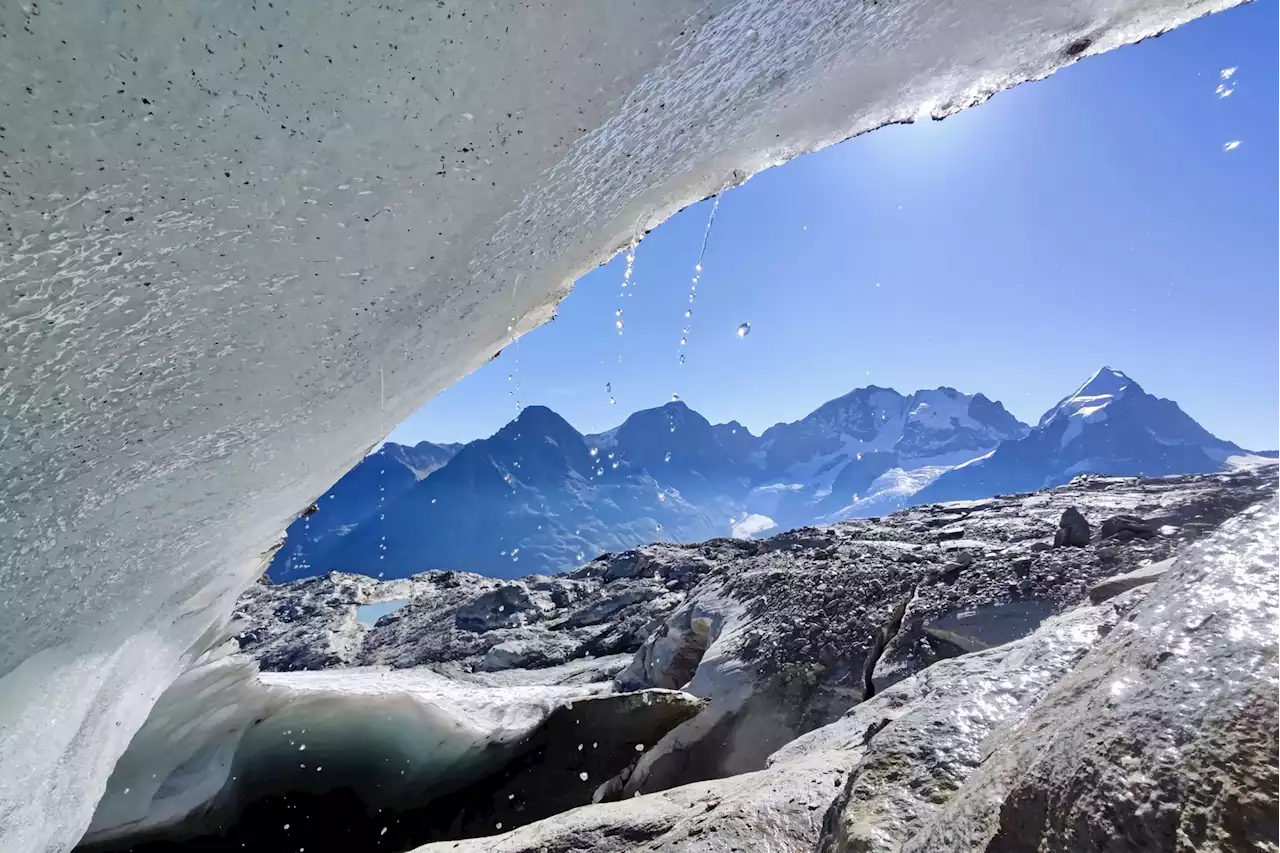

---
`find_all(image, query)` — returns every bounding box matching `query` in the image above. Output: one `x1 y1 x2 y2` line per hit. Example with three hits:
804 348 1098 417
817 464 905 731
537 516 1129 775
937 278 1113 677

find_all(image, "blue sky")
390 3 1278 452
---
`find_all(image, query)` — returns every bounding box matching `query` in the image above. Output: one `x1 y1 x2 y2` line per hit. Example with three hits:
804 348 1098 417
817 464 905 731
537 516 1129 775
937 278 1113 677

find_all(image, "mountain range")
269 368 1268 580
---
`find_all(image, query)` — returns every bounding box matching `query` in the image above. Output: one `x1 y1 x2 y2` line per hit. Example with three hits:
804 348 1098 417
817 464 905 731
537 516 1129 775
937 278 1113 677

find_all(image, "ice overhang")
0 0 1241 850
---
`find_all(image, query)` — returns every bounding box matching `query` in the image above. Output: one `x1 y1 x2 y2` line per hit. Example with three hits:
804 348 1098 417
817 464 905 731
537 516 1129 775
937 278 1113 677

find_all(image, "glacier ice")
0 0 1243 849
82 642 612 846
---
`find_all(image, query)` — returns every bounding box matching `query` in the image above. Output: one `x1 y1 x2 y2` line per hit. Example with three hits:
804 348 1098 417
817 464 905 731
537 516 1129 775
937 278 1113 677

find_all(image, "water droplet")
671 393 680 402
611 461 618 469
615 308 622 316
685 310 692 318
736 322 751 337
680 337 687 346
678 354 685 365
589 447 599 457
579 771 589 781
656 492 666 501
1220 66 1237 80
664 451 672 462
616 319 624 330
1223 140 1241 151
609 396 616 405
605 381 612 393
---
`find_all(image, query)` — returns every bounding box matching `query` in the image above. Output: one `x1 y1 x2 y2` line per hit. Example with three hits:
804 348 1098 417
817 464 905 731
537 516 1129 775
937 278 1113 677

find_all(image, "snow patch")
731 514 777 538
1060 399 1112 447
829 465 953 519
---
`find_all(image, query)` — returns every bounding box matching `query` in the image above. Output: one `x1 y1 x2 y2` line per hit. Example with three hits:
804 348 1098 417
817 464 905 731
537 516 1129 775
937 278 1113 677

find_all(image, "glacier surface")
0 0 1242 849
82 643 613 846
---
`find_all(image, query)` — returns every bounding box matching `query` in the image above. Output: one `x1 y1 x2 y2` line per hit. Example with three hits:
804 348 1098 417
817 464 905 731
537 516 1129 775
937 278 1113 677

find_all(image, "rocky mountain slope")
116 465 1266 853
270 384 1028 580
271 368 1262 581
272 440 460 579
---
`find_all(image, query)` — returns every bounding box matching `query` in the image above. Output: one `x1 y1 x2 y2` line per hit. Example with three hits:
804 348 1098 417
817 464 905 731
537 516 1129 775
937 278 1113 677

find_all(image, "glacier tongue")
0 0 1243 849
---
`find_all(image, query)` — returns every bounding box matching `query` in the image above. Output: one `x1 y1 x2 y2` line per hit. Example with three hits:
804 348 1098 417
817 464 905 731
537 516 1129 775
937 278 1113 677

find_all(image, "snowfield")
0 1 1244 850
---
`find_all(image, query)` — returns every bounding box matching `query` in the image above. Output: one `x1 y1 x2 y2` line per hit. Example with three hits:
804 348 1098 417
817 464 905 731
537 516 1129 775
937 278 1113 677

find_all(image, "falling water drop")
616 319 624 330
736 322 751 338
1222 140 1241 152
669 194 722 405
609 396 617 405
664 451 672 462
671 393 680 402
605 382 612 394
589 447 599 457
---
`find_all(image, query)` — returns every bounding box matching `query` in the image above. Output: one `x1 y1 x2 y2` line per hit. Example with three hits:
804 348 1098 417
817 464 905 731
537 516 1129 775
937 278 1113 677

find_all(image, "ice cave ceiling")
0 0 1241 850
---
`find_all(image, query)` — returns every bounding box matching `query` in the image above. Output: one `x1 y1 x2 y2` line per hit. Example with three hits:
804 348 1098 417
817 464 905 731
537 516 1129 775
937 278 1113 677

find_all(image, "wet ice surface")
81 656 615 848
908 495 1280 852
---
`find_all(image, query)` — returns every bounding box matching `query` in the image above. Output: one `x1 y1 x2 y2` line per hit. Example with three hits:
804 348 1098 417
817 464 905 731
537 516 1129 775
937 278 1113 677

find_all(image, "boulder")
1087 558 1172 604
455 584 540 632
1098 513 1157 541
1053 507 1091 547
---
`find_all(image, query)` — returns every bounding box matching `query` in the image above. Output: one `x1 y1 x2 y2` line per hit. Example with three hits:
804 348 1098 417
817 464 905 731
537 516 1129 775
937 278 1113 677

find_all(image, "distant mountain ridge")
913 367 1251 505
269 368 1260 581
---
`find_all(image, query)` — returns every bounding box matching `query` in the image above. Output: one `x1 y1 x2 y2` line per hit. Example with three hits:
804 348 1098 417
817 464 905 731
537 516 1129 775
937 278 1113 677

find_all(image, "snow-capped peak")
1074 366 1132 399
1040 367 1135 427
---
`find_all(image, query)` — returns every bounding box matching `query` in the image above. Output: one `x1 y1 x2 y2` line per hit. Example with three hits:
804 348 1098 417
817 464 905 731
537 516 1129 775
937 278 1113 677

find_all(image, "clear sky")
388 3 1278 452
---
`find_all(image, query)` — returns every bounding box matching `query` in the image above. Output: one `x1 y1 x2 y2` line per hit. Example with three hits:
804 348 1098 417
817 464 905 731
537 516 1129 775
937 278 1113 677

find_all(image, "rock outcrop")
407 485 1278 853
1054 506 1091 546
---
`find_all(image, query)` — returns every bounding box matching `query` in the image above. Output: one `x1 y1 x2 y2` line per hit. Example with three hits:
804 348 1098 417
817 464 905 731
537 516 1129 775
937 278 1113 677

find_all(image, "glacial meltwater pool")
355 599 408 628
